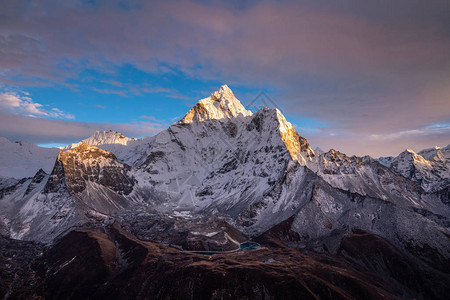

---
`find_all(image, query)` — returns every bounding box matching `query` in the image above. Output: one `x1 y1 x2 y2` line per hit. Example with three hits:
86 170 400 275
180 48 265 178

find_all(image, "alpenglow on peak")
61 130 136 150
179 85 252 123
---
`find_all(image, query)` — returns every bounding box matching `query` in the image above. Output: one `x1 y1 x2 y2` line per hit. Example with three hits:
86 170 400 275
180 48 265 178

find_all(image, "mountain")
376 145 450 192
180 84 252 123
1 85 449 299
313 146 325 154
376 156 393 167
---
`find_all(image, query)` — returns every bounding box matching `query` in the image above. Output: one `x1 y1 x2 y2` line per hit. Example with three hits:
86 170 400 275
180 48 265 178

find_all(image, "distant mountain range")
1 85 449 299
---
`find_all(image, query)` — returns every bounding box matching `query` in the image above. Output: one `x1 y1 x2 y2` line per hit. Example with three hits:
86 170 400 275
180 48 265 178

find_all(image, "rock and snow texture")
313 147 325 155
376 156 393 167
389 146 450 192
305 149 426 204
375 145 450 192
46 143 135 200
0 137 59 179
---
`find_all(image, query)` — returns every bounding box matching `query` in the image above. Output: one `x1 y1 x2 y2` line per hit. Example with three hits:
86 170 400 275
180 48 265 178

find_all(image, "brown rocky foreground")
1 222 449 299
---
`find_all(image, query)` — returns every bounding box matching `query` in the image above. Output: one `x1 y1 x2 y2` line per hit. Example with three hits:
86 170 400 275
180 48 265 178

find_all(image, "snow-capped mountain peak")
418 144 450 161
389 146 450 192
62 130 136 150
82 130 135 146
399 149 430 165
210 84 235 101
405 148 417 154
179 84 252 123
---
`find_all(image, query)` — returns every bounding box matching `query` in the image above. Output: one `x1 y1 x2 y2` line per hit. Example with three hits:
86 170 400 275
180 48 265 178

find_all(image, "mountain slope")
376 145 450 192
1 143 144 242
0 137 59 179
391 146 450 192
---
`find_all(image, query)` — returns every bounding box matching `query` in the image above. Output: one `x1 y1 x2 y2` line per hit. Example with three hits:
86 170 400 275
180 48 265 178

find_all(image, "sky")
0 0 449 157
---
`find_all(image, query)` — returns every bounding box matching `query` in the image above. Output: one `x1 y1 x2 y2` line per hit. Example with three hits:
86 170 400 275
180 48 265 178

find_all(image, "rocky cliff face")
376 145 450 193
390 147 450 192
46 143 134 196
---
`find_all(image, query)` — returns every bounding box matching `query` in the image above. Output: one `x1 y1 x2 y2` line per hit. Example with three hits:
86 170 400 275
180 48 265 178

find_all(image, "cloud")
140 87 172 94
139 115 158 121
101 80 123 87
92 87 127 97
0 112 167 145
0 92 74 119
92 83 175 97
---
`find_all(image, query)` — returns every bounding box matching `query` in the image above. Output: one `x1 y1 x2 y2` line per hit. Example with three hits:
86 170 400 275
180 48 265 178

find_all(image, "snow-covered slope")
313 147 325 155
376 156 393 167
0 137 59 179
418 145 448 160
306 149 424 204
390 146 450 192
375 145 450 192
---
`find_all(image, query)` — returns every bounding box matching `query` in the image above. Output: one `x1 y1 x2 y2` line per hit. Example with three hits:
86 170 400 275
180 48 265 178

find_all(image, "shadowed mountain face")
0 85 449 299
